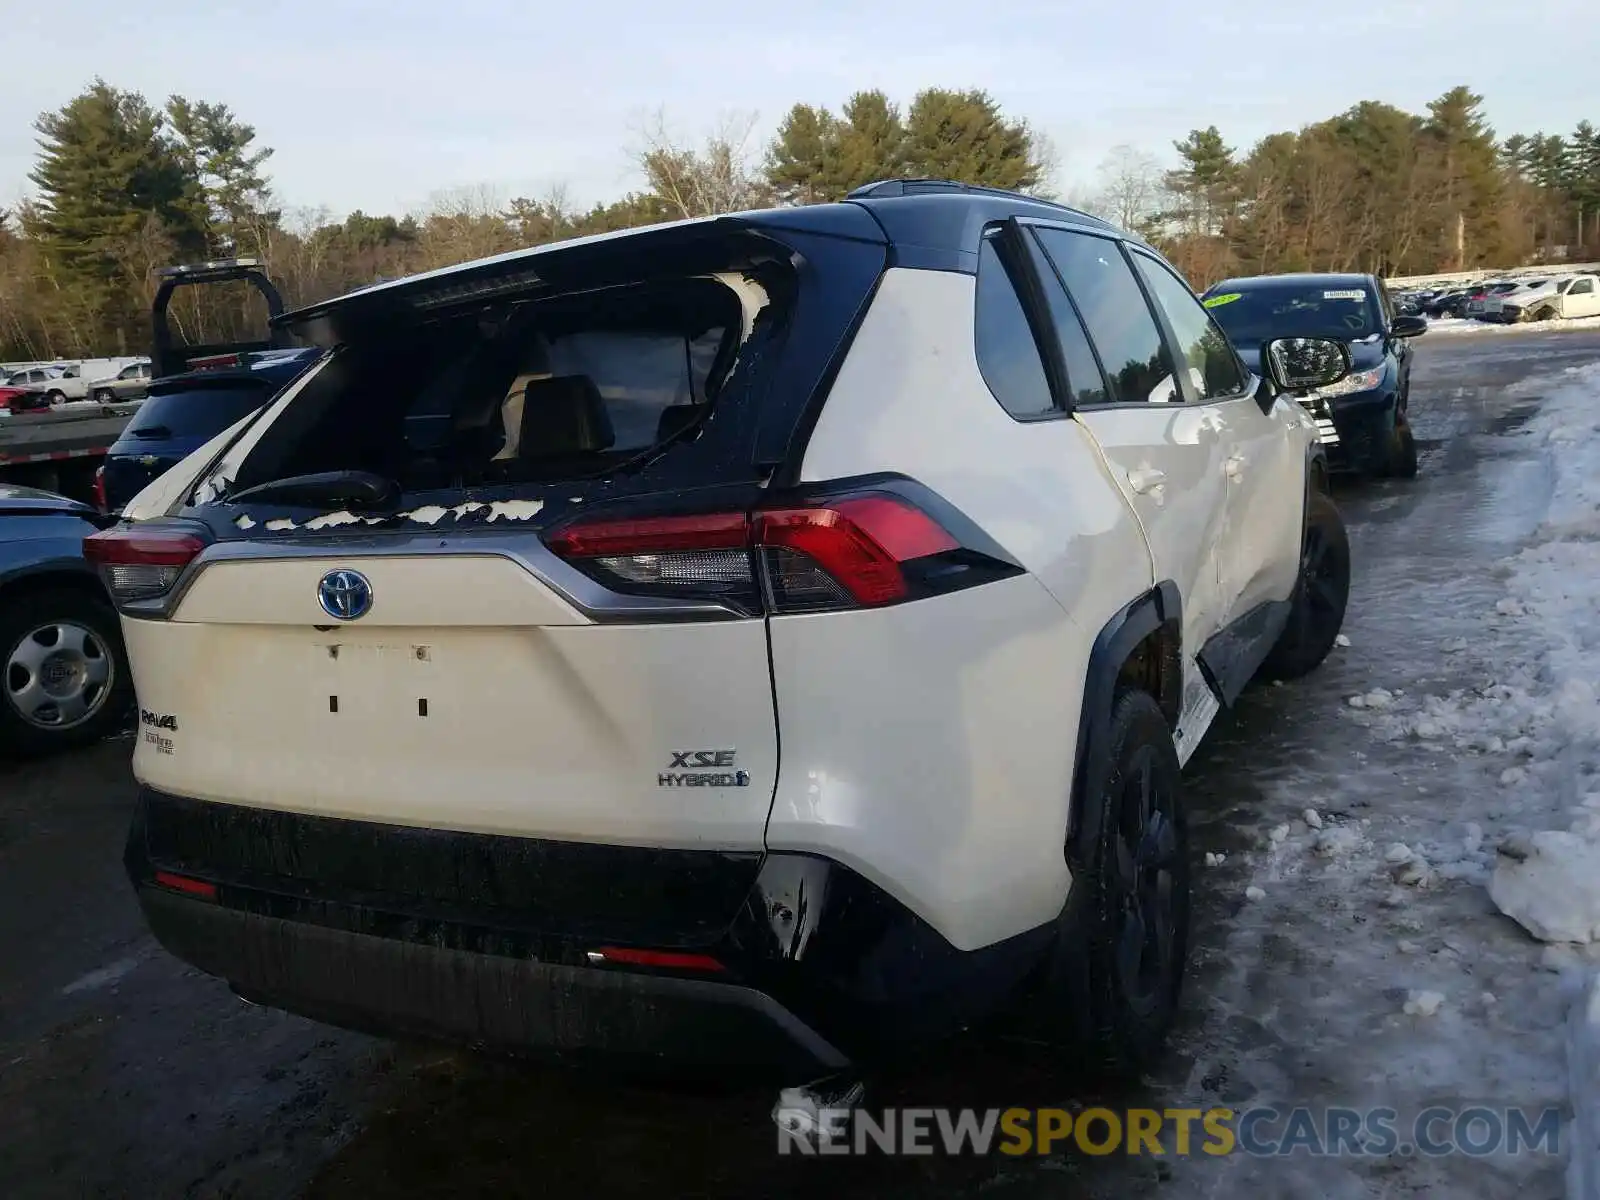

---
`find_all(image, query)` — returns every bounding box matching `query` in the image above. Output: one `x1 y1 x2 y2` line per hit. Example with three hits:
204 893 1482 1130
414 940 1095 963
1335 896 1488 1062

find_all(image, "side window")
1023 235 1110 406
1032 228 1174 405
1131 252 1250 400
1572 278 1595 296
974 236 1056 418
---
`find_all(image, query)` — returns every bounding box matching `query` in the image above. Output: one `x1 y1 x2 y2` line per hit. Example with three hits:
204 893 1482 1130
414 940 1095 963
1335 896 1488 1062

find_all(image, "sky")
2 0 1595 221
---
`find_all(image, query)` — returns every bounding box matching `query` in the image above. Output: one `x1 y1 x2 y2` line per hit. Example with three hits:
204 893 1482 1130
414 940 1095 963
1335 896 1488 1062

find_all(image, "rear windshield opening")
223 272 772 499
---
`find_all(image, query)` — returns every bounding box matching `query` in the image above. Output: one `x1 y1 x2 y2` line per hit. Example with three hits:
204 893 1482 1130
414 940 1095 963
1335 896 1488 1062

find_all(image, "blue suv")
1202 273 1427 478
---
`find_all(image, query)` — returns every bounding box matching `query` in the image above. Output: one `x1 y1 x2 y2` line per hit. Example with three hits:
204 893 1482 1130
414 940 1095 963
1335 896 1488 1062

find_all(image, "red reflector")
83 528 207 567
153 871 218 900
590 946 725 972
544 511 750 558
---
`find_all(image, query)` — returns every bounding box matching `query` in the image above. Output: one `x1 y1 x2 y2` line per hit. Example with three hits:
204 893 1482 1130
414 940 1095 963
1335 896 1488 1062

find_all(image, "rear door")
1027 225 1232 757
1128 250 1303 654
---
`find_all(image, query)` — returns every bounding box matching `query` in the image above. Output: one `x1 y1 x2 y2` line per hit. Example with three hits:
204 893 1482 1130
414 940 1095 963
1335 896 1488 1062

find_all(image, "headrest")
517 375 614 458
654 404 702 444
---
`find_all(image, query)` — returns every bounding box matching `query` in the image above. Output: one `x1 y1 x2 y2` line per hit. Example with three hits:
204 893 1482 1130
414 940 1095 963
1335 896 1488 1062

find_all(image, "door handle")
1127 467 1167 494
1224 454 1246 479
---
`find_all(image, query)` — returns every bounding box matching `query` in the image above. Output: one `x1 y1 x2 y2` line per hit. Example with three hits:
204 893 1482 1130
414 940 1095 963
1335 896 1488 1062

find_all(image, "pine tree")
1164 127 1237 237
901 89 1041 192
833 91 907 189
24 80 206 341
1423 87 1502 265
166 96 278 258
766 104 844 204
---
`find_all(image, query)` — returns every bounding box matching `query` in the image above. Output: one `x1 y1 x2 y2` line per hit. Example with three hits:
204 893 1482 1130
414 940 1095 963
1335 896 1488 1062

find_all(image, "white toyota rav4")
92 181 1353 1082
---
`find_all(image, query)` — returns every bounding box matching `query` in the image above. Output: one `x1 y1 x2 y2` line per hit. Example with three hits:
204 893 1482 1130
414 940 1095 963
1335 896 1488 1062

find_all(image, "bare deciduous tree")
1093 145 1166 233
635 109 772 219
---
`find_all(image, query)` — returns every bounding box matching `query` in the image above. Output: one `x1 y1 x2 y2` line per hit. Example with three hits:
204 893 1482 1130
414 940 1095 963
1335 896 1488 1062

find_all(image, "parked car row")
1391 273 1600 324
1 358 153 415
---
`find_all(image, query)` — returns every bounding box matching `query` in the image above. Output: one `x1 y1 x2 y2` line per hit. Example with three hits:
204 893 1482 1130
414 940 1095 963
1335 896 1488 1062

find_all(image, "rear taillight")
544 485 1015 616
83 527 207 605
91 465 107 513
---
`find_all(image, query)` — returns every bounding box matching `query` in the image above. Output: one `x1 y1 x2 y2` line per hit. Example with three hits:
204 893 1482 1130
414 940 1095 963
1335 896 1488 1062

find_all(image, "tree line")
1 79 1596 361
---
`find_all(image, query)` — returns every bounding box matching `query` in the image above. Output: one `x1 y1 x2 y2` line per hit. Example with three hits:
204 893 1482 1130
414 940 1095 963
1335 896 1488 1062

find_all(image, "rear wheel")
0 588 132 757
93 388 114 404
45 389 66 406
1030 689 1189 1079
1259 489 1350 681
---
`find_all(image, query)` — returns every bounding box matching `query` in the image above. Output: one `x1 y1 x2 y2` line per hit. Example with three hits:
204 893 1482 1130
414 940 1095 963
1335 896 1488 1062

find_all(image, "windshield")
1203 283 1380 344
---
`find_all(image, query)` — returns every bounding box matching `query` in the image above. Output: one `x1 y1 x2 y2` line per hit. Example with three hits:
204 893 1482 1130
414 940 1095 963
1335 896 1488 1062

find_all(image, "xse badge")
659 749 750 788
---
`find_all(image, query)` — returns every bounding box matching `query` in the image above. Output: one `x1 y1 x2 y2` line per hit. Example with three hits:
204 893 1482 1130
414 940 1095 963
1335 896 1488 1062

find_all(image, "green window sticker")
1203 293 1241 309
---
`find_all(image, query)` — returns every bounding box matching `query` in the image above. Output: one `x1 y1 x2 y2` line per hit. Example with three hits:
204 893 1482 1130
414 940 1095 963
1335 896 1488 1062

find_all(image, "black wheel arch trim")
1066 581 1182 864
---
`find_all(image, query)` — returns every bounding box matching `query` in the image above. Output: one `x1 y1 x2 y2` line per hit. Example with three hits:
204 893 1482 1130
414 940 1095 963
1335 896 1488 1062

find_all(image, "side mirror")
1261 336 1352 395
1389 314 1428 339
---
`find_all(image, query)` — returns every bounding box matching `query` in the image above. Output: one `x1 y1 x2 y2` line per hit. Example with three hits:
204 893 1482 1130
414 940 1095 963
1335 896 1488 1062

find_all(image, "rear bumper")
139 887 848 1074
126 789 1052 1075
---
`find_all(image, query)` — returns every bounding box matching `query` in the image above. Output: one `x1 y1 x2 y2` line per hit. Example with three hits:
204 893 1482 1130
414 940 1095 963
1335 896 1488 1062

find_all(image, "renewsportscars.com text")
776 1105 1563 1158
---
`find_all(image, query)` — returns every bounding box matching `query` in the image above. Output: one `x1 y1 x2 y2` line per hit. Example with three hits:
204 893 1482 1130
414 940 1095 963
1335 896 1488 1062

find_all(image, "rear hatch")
97 213 888 914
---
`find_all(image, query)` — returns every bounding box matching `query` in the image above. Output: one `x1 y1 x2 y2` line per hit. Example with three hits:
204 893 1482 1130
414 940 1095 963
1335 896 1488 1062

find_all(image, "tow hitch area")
772 1074 868 1148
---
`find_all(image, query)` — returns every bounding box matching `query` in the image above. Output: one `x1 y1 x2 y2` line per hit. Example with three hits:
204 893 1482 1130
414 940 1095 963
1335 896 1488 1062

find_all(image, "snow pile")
1492 833 1600 944
1474 363 1600 950
1425 314 1600 336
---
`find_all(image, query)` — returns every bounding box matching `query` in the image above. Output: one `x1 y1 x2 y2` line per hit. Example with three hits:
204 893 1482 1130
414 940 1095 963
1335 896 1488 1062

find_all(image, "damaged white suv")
92 181 1352 1081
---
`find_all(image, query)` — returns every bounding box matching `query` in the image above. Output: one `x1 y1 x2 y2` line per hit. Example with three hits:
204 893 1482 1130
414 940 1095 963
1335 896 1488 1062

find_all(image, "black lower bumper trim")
127 788 1055 1070
140 887 848 1074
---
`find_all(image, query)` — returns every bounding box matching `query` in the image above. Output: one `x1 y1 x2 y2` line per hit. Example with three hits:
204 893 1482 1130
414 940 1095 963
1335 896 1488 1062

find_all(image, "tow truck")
0 259 295 505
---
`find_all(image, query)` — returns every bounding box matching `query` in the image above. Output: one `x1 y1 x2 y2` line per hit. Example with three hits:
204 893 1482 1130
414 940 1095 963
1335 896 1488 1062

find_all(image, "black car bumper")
126 789 1052 1076
1299 389 1395 474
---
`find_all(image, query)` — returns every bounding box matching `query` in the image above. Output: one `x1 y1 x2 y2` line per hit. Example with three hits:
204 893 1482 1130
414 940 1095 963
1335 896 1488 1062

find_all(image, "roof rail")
845 178 1114 227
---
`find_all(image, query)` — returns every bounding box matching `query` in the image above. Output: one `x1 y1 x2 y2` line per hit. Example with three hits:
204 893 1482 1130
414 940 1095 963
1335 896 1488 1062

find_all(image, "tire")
0 587 132 757
1259 490 1350 681
93 388 114 404
45 389 66 406
1531 307 1556 323
1378 408 1419 479
1031 689 1189 1079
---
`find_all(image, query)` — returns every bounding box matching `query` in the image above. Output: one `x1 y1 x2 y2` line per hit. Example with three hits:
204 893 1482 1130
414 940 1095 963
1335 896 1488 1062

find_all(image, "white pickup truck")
1487 274 1600 323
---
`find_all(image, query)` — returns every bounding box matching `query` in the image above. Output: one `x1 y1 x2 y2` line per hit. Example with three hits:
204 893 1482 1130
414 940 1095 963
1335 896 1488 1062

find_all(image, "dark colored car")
1424 289 1476 318
96 348 321 514
0 485 130 755
1202 272 1426 477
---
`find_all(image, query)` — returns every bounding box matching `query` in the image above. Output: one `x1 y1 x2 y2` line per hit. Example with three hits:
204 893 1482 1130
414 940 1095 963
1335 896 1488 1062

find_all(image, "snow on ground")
1427 315 1600 336
1350 362 1600 941
1346 361 1600 1193
1164 359 1600 1197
